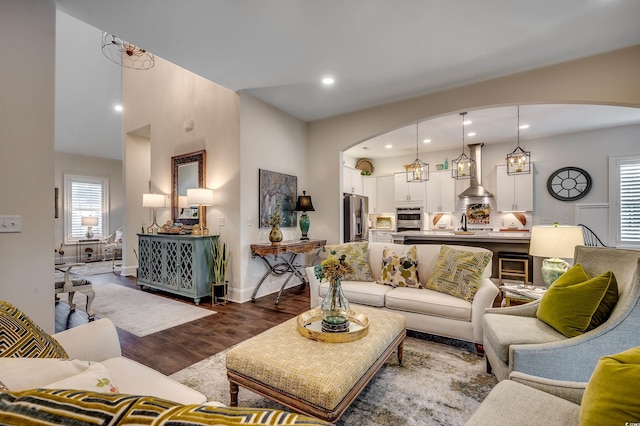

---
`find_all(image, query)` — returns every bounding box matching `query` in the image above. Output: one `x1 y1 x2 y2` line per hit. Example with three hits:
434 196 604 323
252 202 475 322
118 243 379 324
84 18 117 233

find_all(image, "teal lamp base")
541 257 570 286
299 212 310 240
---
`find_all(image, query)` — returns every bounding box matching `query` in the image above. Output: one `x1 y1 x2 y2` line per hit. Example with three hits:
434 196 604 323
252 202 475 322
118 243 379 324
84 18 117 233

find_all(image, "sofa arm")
509 371 586 405
306 266 322 309
53 318 122 361
471 278 500 344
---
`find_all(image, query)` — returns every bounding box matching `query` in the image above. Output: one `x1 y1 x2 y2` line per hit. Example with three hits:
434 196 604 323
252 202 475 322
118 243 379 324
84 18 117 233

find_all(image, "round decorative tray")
297 308 369 343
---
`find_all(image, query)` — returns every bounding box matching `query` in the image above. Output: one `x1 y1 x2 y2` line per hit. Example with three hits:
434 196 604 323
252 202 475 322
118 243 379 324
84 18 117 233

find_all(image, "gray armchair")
483 246 640 382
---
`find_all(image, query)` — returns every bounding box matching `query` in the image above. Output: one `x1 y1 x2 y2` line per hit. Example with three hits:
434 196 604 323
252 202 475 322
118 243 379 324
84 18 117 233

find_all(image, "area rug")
75 283 214 337
170 334 497 425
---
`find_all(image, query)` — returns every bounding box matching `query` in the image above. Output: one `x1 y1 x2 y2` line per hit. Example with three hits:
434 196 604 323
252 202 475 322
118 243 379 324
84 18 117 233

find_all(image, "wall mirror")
172 150 206 228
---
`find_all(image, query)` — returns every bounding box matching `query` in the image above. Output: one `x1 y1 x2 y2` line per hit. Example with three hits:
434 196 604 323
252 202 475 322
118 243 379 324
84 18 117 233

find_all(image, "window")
64 174 109 243
609 155 640 248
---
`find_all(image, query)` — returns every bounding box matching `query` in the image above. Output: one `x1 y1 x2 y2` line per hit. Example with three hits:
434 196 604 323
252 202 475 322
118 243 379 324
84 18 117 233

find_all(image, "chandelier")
506 105 531 175
452 112 475 180
101 32 154 70
405 123 429 182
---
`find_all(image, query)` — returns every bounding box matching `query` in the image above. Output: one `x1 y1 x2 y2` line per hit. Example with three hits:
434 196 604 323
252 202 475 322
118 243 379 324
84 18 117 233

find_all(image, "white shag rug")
74 283 215 337
170 334 497 425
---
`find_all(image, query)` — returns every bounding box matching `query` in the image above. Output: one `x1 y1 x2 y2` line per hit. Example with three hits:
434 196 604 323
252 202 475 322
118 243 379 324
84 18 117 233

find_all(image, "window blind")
619 161 640 243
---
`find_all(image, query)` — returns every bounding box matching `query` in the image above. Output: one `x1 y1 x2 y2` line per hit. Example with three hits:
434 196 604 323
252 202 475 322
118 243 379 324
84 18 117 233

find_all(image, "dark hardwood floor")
55 270 311 376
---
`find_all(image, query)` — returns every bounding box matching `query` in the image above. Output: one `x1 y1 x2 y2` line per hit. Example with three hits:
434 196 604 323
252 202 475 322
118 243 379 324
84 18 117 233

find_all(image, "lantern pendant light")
452 112 475 180
406 123 429 182
506 106 531 175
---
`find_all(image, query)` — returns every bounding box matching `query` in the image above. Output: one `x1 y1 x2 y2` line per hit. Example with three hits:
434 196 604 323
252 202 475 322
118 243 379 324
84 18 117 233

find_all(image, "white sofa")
0 318 207 405
306 242 498 351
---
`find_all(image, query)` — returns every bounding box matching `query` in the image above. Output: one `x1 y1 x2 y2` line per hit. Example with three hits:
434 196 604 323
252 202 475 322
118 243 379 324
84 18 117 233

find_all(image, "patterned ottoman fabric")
226 306 406 411
0 389 333 425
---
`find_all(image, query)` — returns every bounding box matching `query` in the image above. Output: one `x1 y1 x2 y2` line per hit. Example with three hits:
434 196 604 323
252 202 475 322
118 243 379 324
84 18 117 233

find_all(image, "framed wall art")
259 169 297 228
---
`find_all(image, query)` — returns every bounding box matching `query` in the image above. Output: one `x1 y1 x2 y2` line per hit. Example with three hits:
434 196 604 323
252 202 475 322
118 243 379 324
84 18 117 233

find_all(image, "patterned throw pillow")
379 245 420 288
0 389 333 425
0 300 68 359
325 242 372 281
425 245 492 301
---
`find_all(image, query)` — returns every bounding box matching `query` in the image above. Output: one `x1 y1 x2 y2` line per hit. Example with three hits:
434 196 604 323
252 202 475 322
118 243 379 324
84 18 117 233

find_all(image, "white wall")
0 0 56 332
239 93 308 302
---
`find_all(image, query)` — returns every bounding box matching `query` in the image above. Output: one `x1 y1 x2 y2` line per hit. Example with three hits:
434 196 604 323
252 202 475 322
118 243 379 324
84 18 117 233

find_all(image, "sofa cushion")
379 245 420 288
536 265 618 338
385 287 471 321
325 242 372 281
0 358 103 391
0 389 333 425
319 280 392 307
580 347 640 425
44 362 118 393
0 300 68 359
424 245 492 302
483 314 566 364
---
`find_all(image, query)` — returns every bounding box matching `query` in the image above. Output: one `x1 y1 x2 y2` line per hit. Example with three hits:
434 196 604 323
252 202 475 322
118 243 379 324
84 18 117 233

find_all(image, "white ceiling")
54 1 640 160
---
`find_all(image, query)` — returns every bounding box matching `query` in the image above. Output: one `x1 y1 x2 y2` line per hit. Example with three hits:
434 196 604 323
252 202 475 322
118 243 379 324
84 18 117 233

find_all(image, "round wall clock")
546 166 592 201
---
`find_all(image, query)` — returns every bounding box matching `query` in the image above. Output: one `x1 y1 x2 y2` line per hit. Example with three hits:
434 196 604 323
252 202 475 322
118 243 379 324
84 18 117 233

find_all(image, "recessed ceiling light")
385 144 393 149
468 132 476 137
114 104 123 112
423 139 431 143
463 120 472 125
322 77 335 86
519 124 530 129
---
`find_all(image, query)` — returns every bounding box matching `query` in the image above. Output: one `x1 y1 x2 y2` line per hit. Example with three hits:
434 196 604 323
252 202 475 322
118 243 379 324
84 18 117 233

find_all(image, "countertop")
391 230 531 244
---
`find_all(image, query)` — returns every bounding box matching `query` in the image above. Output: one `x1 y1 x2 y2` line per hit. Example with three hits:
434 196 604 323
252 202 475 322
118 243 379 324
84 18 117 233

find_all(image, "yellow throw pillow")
424 245 492 302
325 242 372 281
580 347 640 425
0 300 68 359
379 245 420 288
536 264 617 338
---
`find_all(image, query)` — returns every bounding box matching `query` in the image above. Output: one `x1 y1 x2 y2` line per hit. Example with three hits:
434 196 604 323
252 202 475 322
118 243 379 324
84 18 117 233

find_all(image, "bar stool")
498 251 530 286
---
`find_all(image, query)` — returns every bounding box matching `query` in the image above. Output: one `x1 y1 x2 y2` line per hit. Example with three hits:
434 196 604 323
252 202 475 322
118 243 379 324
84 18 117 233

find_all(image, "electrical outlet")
218 217 225 226
0 215 21 233
247 217 252 227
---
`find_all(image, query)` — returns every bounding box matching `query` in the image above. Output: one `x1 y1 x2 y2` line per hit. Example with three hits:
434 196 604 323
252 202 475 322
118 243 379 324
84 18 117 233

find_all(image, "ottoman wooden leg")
397 339 404 366
229 382 239 407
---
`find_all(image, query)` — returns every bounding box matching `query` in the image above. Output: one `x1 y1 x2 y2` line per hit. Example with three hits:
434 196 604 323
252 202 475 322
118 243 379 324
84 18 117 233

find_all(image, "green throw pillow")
379 245 420 288
325 242 372 281
424 245 492 302
0 300 68 359
580 347 640 425
536 264 617 338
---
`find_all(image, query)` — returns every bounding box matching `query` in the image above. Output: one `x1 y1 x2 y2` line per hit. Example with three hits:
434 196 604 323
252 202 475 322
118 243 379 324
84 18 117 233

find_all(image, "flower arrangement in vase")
264 205 284 245
313 251 354 332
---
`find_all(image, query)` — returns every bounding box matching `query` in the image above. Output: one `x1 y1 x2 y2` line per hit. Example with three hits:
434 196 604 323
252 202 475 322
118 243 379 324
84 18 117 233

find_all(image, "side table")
499 284 546 306
250 239 326 304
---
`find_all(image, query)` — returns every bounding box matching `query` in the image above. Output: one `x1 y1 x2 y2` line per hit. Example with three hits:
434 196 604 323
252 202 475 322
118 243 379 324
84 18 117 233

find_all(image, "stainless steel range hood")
457 143 495 207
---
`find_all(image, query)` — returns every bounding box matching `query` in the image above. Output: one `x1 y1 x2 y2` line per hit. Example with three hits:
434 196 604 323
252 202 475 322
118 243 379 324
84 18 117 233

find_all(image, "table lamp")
81 216 99 239
294 191 315 240
529 224 585 286
142 193 166 234
187 188 214 236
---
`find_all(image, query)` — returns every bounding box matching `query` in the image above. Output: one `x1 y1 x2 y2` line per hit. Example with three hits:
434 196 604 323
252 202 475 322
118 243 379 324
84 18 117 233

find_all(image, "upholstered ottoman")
226 306 406 422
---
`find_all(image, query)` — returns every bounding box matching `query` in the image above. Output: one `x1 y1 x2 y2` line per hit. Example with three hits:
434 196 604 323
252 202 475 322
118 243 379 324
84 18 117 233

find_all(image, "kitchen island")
392 230 532 280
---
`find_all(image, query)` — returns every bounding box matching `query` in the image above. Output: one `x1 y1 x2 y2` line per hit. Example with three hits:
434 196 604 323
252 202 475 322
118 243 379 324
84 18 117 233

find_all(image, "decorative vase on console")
269 224 283 245
314 251 354 333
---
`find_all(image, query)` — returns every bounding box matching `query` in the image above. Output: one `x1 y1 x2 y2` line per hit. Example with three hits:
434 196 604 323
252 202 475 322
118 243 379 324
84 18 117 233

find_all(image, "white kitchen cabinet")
426 171 456 213
496 164 534 212
369 230 394 243
343 166 363 195
376 175 395 213
363 177 377 212
394 172 425 204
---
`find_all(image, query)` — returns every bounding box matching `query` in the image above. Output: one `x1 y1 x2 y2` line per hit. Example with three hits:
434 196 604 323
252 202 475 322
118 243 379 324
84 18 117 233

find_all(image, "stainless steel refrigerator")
344 193 369 242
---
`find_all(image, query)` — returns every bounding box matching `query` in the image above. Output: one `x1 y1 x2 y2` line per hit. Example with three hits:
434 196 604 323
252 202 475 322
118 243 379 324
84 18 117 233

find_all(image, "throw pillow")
580 347 640 425
0 300 68 359
0 358 94 391
379 245 420 288
536 265 617 338
424 245 492 302
325 242 372 281
0 389 333 425
44 362 119 394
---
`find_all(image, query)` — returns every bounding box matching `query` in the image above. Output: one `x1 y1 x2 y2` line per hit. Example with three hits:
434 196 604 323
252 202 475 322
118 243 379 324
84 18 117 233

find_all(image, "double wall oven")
396 207 423 232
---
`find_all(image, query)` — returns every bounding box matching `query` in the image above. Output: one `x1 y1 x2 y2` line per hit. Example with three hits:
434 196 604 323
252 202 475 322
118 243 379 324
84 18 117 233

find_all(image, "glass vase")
321 279 350 332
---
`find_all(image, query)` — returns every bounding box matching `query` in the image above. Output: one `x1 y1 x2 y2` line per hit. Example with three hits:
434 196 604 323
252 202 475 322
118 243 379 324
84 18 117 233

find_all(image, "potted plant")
209 238 230 305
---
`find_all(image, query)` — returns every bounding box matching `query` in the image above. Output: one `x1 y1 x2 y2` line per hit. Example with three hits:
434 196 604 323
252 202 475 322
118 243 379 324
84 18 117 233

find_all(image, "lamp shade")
178 195 189 208
187 188 214 206
295 191 315 212
81 216 99 226
529 225 585 259
142 193 166 208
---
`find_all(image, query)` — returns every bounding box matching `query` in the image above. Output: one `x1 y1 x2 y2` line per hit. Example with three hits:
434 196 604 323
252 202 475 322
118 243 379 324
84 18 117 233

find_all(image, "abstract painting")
259 169 297 228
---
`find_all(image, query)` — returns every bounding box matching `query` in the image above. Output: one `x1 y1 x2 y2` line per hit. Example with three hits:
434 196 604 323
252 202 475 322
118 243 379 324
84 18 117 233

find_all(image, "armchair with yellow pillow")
482 245 640 384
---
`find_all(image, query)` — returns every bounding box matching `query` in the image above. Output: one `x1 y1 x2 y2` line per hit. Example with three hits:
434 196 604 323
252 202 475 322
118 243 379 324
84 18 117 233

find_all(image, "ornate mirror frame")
171 150 206 228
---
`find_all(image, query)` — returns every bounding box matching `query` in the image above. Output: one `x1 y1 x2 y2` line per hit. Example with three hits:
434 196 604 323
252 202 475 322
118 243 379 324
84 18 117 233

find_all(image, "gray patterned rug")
170 332 497 425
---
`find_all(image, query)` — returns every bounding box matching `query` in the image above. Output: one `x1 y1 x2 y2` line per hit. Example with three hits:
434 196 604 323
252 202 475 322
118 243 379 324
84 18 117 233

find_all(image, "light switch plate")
0 215 22 233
